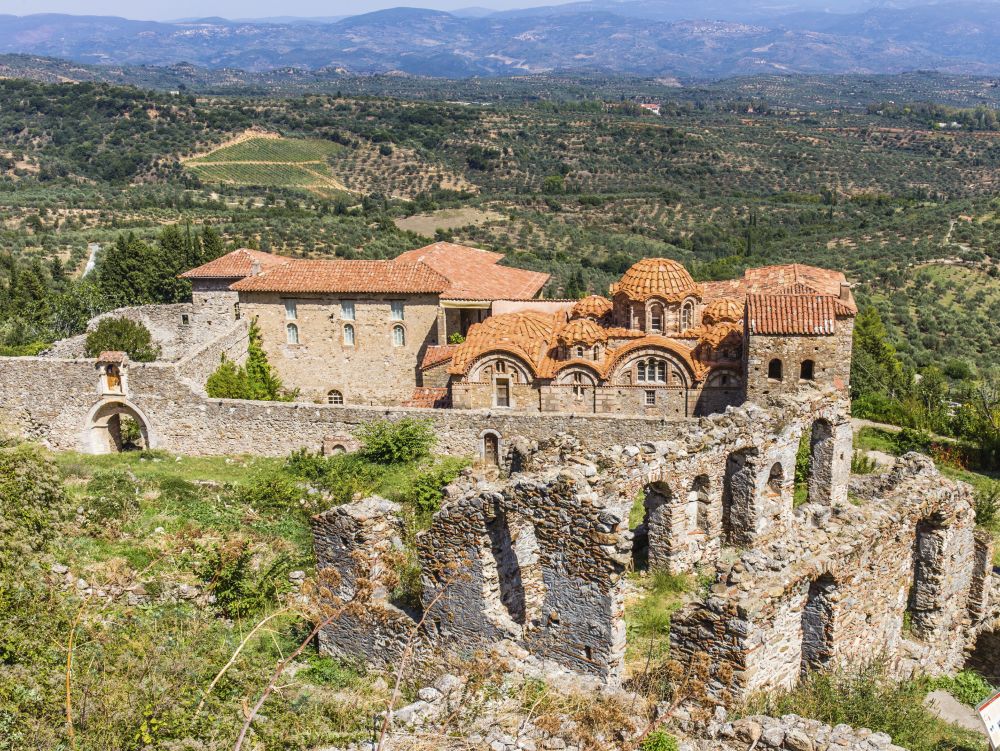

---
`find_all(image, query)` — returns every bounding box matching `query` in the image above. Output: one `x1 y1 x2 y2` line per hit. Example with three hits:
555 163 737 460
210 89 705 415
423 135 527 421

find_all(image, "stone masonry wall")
745 322 853 403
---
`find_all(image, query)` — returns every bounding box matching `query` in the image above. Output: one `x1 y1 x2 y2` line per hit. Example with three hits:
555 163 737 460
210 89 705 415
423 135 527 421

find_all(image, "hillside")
6 3 1000 77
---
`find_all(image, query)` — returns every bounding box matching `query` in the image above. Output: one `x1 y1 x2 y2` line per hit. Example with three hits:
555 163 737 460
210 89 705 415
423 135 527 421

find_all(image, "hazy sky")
0 0 570 19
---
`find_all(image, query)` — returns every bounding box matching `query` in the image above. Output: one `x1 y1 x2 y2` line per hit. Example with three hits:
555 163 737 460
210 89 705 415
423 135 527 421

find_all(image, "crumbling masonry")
312 389 999 698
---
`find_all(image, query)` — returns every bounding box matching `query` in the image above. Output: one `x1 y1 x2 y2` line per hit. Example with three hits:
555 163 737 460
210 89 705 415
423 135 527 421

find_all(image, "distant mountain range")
3 1 1000 78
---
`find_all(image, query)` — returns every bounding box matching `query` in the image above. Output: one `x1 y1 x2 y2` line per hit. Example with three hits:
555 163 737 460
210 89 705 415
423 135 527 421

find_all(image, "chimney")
839 281 851 301
251 260 262 276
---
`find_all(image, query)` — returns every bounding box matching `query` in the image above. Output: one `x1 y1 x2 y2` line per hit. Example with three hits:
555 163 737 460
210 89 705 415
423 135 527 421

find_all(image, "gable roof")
747 294 855 336
395 241 549 300
180 249 290 279
743 264 851 302
230 260 449 295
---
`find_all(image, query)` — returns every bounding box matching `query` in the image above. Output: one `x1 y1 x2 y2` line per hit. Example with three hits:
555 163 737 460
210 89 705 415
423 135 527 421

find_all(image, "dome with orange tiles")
702 297 745 325
448 311 557 375
556 317 608 347
610 258 700 303
571 295 614 320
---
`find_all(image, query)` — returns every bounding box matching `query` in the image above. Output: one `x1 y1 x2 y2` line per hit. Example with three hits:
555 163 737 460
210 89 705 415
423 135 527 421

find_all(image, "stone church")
181 242 856 416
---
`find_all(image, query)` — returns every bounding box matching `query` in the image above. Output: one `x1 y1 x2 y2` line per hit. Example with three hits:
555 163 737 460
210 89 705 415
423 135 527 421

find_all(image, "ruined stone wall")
670 454 991 699
42 303 201 361
240 292 440 404
191 279 240 333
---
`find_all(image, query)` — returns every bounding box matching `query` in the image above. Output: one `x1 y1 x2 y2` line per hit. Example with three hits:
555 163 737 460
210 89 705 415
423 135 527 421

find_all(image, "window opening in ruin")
722 449 758 547
681 301 694 330
964 630 1000 685
483 432 500 465
327 390 344 405
484 510 544 631
233 302 241 320
904 518 945 640
767 462 784 496
495 379 511 408
768 358 783 380
644 390 656 406
691 475 711 536
584 645 593 661
284 300 297 320
801 574 837 676
286 323 299 345
800 359 816 380
392 324 406 347
391 300 405 321
181 314 190 325
343 323 355 346
640 482 674 570
342 300 355 320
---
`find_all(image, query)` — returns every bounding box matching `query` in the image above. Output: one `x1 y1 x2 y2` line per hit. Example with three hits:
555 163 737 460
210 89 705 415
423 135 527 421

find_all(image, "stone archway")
84 400 154 454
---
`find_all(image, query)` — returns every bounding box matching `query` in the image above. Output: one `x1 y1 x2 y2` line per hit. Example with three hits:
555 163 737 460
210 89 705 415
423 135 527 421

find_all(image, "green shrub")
206 320 296 401
85 468 142 525
975 482 1000 529
447 332 466 344
356 418 436 464
640 730 679 751
84 317 160 362
199 538 290 619
301 655 365 688
895 428 933 455
744 663 986 751
851 451 879 475
930 670 996 707
0 444 65 567
410 462 463 516
235 470 310 516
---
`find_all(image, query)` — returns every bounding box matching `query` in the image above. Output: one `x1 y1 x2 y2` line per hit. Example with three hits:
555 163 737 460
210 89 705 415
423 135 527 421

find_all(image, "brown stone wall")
745 322 853 403
191 279 241 335
239 292 440 404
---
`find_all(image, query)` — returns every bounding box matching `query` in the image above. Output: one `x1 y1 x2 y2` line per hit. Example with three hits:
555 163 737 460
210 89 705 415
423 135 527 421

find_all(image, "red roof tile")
747 294 854 336
395 241 549 300
402 387 451 408
180 249 290 279
230 260 449 295
420 344 458 370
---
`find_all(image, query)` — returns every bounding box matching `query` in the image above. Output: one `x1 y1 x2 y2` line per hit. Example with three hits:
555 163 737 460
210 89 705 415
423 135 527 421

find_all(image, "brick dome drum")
702 297 745 325
611 258 700 303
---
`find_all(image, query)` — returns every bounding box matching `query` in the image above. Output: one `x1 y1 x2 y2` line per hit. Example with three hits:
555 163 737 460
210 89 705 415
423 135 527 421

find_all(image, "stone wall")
745 322 853 403
670 454 991 699
43 303 202 361
240 291 441 404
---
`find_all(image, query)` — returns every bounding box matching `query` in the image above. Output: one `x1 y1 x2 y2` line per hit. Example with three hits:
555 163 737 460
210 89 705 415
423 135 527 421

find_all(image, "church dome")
702 297 745 325
611 258 699 303
571 295 614 320
556 317 608 347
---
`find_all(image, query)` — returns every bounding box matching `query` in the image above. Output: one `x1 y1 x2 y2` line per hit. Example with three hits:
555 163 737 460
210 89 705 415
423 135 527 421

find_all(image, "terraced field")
185 134 349 194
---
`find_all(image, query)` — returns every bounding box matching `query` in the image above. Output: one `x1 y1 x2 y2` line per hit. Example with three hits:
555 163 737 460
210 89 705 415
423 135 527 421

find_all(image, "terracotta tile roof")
420 344 458 370
555 317 608 346
702 297 745 325
701 278 744 301
743 264 848 299
747 294 855 336
571 295 614 320
449 311 558 375
180 249 290 279
402 387 451 408
395 241 549 300
230 260 449 294
96 350 127 363
609 258 701 303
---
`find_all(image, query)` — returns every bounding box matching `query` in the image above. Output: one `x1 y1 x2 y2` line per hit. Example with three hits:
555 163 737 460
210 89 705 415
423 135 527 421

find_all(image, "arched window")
637 360 646 381
575 345 584 358
767 462 783 495
681 301 694 330
650 304 663 332
286 323 299 345
495 360 507 374
573 372 585 399
768 358 783 380
637 359 666 383
800 359 816 380
593 344 601 361
392 325 405 347
343 323 355 346
327 389 344 405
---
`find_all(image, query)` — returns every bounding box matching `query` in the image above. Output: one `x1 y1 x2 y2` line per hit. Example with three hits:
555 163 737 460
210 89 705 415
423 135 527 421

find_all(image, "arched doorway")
482 431 501 467
85 400 154 454
801 574 837 676
722 448 759 546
